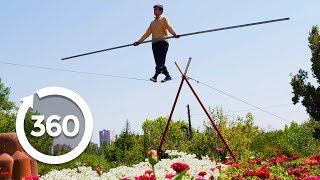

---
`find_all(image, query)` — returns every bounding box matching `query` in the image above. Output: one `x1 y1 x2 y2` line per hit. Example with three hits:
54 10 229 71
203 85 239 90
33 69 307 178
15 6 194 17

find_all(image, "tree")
203 108 260 160
0 77 53 154
24 112 54 155
0 78 15 112
291 26 320 122
142 117 191 154
84 142 102 155
112 120 144 165
0 78 16 132
116 119 135 152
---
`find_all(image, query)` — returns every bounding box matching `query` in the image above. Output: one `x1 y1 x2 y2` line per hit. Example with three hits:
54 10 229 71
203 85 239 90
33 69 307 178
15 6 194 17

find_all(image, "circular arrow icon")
16 87 93 164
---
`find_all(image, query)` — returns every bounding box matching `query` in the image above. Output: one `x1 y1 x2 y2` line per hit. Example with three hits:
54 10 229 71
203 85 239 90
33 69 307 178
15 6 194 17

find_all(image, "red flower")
215 147 223 151
120 178 131 180
165 173 176 179
145 170 153 175
210 167 215 171
269 157 276 163
216 165 221 170
287 157 294 161
247 160 255 166
171 162 190 173
273 148 281 153
304 158 318 165
276 155 288 163
231 162 242 169
313 154 320 160
244 168 269 179
96 167 104 172
224 159 233 165
198 171 207 177
134 174 156 180
269 155 288 164
255 168 270 178
287 167 302 177
243 170 256 177
292 155 300 160
303 177 320 180
95 167 104 176
256 158 262 164
288 166 311 178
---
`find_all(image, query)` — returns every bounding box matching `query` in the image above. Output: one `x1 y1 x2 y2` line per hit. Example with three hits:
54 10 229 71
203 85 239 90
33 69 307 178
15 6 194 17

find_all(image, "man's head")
153 4 163 16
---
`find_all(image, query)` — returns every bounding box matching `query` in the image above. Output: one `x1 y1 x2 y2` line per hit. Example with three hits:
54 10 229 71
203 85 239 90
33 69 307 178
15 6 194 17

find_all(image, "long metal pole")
61 18 289 60
175 62 237 161
157 58 192 155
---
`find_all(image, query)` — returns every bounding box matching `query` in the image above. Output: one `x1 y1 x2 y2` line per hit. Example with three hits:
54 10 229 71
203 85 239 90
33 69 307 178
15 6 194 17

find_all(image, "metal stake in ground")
61 17 289 60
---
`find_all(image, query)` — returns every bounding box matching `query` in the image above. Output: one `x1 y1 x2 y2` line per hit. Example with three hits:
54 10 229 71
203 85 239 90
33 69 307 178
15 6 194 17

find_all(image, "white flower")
40 150 229 180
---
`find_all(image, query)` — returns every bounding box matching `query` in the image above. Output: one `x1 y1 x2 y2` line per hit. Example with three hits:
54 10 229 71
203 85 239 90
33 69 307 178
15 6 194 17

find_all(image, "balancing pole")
61 18 289 60
175 62 237 161
157 58 192 155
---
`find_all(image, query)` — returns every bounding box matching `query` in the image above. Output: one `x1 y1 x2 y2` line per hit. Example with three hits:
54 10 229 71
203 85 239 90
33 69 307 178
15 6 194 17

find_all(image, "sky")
0 1 319 145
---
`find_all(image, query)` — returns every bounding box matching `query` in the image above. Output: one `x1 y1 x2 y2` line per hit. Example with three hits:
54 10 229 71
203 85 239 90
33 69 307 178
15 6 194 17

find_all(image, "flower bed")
38 149 320 179
224 149 320 179
40 150 226 180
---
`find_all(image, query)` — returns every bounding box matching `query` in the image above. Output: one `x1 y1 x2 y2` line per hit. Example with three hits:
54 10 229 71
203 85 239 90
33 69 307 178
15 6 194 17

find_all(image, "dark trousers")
152 41 169 77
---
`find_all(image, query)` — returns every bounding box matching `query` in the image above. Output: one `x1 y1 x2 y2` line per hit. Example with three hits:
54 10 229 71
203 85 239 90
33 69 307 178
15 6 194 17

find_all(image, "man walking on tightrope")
134 4 180 83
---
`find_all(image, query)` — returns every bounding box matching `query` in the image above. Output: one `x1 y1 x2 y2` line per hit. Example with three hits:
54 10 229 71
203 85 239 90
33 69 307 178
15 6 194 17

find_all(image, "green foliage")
84 142 102 155
269 162 290 179
194 109 260 160
189 131 214 158
251 121 320 159
0 111 16 133
291 25 320 122
0 78 15 112
0 78 16 132
102 142 121 165
139 109 320 162
24 112 54 155
0 78 53 154
101 120 145 166
283 121 320 156
54 145 72 156
142 117 191 154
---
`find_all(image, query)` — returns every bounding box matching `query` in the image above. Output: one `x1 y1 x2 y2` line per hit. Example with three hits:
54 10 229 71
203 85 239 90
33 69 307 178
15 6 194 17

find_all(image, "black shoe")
150 77 157 82
161 76 172 83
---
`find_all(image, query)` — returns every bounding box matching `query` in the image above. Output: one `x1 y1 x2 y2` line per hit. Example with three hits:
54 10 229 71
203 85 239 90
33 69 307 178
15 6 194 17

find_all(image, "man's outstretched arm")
164 17 180 38
134 25 152 46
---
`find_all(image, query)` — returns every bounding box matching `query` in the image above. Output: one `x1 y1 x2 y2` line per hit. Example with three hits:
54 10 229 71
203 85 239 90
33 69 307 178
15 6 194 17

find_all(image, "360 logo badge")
16 87 93 164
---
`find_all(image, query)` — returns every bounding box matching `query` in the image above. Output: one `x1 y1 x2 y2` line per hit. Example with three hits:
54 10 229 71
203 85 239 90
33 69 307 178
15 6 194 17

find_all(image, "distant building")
99 130 116 147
